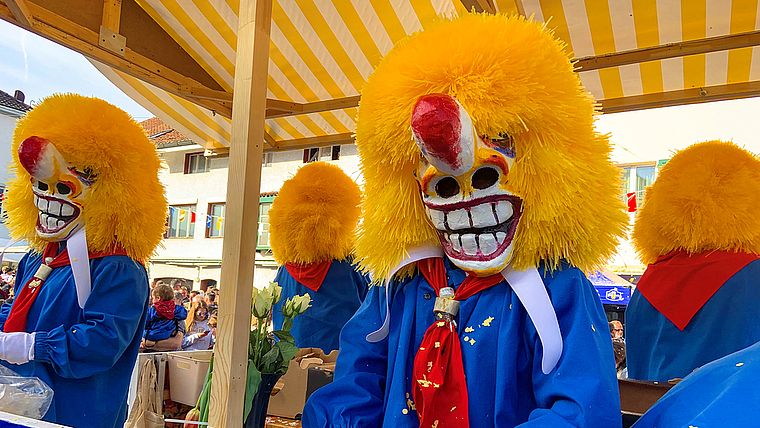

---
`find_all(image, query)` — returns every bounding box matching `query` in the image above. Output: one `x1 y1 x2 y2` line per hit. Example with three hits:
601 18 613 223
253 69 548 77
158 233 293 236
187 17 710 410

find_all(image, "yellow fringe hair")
4 94 168 262
268 161 361 265
633 140 760 264
356 14 628 282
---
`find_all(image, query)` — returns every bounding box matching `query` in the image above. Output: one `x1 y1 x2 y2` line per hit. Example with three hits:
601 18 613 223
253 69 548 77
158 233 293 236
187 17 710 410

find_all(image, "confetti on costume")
303 14 625 428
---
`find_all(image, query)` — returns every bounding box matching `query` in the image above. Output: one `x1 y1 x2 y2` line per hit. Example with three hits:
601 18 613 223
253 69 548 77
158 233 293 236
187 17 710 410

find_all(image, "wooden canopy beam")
209 0 273 425
576 29 760 72
599 80 760 114
101 0 121 32
5 0 31 27
264 132 355 152
265 95 361 118
459 0 495 14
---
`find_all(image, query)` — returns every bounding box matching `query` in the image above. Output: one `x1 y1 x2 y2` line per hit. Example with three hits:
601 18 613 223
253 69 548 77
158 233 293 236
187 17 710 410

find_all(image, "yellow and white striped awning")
95 0 760 149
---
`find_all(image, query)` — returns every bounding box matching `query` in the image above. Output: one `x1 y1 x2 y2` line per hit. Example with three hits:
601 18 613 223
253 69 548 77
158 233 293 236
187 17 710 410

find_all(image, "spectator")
189 290 199 301
613 339 627 379
170 278 182 292
206 292 218 314
609 320 624 340
180 286 190 305
173 292 183 306
0 267 10 284
182 301 212 351
207 314 217 349
142 284 187 351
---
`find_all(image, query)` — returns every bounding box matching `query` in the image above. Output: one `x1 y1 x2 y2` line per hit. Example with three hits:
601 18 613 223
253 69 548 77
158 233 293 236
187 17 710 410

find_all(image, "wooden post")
209 0 272 425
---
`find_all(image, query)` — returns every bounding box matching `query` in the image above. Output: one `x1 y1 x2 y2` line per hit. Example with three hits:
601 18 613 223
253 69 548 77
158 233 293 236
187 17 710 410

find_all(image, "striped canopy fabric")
97 0 760 149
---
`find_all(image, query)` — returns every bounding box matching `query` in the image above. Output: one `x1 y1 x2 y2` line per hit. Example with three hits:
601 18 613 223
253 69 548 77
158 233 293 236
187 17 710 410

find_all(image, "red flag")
191 211 196 222
626 192 637 212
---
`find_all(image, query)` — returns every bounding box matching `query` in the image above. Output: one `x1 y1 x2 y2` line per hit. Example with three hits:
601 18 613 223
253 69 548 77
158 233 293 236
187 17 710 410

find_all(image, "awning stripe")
331 0 385 66
369 0 410 43
349 0 395 55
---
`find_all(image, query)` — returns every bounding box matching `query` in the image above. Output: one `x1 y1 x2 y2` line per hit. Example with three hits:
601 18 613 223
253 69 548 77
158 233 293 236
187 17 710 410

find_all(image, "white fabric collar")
67 228 91 309
366 246 563 374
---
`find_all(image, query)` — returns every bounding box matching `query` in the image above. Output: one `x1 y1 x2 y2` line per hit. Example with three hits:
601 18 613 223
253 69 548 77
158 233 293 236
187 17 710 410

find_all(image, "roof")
139 117 195 147
91 0 760 151
0 90 32 114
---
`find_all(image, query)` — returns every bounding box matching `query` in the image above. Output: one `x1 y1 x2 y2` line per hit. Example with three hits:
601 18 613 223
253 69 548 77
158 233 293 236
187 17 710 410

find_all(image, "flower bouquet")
244 282 311 426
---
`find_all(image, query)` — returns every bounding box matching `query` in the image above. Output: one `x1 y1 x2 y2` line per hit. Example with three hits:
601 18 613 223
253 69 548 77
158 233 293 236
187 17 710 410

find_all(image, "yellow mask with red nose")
413 94 519 276
18 136 94 241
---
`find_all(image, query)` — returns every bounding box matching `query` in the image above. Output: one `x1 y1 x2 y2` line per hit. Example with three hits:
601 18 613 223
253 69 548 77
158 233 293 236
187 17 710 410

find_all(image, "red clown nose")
411 94 475 175
18 136 50 176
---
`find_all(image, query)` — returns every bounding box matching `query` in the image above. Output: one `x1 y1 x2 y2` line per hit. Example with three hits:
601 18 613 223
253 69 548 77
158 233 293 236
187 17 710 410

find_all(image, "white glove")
0 332 35 364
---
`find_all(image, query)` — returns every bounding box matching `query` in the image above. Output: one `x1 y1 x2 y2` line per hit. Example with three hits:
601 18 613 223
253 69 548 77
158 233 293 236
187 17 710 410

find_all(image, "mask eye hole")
472 167 500 190
37 181 49 192
56 183 72 195
435 177 460 198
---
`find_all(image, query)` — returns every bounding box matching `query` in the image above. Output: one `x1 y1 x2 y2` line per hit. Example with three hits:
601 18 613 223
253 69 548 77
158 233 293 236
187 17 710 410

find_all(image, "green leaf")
261 346 281 370
277 341 299 363
283 318 293 332
243 359 262 422
198 356 214 422
273 330 296 344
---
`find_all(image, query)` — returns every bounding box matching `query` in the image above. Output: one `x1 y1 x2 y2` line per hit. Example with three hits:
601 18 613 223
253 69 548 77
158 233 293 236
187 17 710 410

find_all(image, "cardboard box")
267 348 338 419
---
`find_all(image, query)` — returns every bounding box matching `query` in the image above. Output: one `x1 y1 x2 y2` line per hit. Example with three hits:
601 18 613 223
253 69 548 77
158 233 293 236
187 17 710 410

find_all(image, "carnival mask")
18 136 95 241
413 94 521 276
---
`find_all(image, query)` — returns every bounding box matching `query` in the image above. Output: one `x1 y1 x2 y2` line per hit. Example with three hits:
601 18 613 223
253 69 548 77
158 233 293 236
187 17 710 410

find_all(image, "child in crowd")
207 314 217 349
142 284 188 349
182 301 213 351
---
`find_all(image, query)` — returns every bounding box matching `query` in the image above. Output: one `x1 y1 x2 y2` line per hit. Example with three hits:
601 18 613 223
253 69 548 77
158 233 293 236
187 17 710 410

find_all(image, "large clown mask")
18 136 94 241
413 94 520 276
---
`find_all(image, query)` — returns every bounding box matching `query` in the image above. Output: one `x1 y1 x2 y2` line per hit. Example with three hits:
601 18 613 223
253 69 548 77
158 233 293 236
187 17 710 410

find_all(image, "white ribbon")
366 244 444 342
67 228 91 309
501 266 563 374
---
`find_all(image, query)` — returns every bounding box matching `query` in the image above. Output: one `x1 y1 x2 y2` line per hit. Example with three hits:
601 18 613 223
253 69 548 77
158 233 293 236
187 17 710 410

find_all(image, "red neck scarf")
284 260 332 292
411 258 504 428
154 300 176 319
636 249 758 331
4 241 128 333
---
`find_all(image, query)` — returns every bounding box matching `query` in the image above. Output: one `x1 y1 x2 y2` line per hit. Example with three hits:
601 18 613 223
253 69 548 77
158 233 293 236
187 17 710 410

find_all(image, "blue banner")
595 285 632 305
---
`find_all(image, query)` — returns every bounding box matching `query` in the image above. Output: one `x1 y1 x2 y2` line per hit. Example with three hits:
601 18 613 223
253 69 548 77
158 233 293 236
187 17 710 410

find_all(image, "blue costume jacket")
626 260 760 382
273 259 369 353
632 339 760 428
144 304 187 341
0 251 150 428
302 260 621 428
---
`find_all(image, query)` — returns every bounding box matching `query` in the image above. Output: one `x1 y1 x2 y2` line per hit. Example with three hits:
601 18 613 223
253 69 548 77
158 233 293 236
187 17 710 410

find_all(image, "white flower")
291 294 312 316
267 282 282 305
252 287 272 319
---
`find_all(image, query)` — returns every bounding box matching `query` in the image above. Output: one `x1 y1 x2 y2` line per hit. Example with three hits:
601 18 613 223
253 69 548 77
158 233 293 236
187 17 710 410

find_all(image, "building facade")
143 118 361 291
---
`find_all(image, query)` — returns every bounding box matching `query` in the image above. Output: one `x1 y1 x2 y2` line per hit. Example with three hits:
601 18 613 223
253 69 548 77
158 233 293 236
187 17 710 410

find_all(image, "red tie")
4 242 129 333
284 260 332 292
411 258 504 428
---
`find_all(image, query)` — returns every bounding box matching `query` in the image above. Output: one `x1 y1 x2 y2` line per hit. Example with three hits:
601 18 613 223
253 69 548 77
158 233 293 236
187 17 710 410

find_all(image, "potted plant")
184 282 311 428
244 282 311 428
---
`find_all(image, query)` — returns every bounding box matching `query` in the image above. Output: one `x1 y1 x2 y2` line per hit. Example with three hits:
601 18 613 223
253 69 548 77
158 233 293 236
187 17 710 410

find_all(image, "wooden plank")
101 0 121 32
208 0 273 424
599 80 760 114
265 96 360 118
264 132 355 153
618 378 674 416
576 30 760 72
459 0 495 13
5 0 31 27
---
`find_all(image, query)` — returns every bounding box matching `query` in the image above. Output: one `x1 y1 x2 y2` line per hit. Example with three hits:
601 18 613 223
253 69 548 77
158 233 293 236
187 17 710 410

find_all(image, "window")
167 205 196 238
206 203 226 238
185 152 209 174
257 197 274 249
263 152 273 167
635 166 656 209
619 167 631 205
303 145 340 163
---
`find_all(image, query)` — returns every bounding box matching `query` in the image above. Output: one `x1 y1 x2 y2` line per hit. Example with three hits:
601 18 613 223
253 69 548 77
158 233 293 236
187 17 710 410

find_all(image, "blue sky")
2 17 760 162
0 19 151 120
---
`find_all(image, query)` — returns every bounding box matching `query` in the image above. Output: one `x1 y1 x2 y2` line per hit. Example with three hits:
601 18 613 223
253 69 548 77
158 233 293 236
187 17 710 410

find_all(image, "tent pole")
209 0 272 424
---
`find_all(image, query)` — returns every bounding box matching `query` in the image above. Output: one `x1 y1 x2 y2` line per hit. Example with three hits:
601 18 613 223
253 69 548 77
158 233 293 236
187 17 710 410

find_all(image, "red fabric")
4 242 129 333
154 300 176 319
285 260 332 292
636 249 759 331
626 192 637 212
411 258 504 428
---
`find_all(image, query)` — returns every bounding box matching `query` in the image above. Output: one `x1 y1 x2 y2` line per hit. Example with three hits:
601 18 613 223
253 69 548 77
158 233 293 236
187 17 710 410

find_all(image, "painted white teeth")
48 200 62 216
450 233 461 252
61 204 75 216
447 208 469 230
478 234 498 256
460 234 478 256
426 207 446 230
470 203 497 228
496 232 507 245
56 220 64 228
46 215 58 230
38 198 48 212
494 201 513 224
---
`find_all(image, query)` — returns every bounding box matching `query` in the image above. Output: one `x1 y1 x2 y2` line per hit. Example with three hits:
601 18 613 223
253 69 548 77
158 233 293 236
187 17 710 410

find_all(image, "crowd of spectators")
140 278 219 353
0 266 16 306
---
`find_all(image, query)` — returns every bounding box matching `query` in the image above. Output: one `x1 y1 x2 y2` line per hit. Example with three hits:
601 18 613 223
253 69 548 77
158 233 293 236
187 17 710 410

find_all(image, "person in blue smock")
0 94 167 428
632 340 760 428
267 161 368 353
303 14 628 428
625 141 760 382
